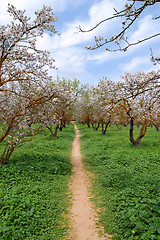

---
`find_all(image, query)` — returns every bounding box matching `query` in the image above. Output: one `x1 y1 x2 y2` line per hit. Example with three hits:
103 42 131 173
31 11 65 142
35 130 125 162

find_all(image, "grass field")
0 124 75 240
78 124 160 240
1 123 160 240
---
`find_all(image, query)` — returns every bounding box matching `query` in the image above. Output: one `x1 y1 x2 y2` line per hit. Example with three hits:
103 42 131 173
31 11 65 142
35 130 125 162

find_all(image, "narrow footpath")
68 124 109 240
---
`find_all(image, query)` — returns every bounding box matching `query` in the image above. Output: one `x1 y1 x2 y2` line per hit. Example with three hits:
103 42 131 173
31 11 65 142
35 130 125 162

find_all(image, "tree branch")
79 0 159 52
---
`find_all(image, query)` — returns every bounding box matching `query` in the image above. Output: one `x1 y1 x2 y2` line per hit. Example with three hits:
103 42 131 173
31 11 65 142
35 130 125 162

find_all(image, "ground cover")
0 124 75 240
78 124 160 240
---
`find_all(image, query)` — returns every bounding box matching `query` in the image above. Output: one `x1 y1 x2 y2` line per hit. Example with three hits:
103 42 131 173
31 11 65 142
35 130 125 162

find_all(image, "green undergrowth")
0 124 75 240
77 124 160 240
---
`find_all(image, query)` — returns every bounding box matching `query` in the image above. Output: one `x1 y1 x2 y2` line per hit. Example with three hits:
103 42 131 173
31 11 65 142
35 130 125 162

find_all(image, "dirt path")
68 124 110 240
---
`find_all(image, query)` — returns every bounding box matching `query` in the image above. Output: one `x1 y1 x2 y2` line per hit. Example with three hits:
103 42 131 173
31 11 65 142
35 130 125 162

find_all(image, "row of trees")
78 71 160 147
0 5 77 164
77 0 160 144
0 4 160 165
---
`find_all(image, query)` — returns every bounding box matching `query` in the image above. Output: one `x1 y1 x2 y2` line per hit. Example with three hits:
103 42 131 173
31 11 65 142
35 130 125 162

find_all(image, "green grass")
77 124 160 240
0 124 75 240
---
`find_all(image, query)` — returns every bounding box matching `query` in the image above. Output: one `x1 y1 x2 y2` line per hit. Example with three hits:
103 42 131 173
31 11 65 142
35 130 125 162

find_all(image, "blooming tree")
39 78 76 138
116 70 160 146
95 79 121 133
78 70 160 147
78 79 121 134
77 85 93 128
0 5 58 164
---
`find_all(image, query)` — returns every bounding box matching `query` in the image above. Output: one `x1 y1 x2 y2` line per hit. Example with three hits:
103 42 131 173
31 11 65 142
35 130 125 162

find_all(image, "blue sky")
0 0 160 85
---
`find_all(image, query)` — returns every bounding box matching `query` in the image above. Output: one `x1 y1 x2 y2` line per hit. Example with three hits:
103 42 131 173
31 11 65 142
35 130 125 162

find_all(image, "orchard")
78 71 160 147
0 3 160 240
1 4 160 164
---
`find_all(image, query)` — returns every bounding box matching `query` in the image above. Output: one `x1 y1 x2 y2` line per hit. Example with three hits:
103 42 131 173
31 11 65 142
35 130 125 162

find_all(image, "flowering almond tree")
39 79 76 138
96 79 121 134
0 5 58 164
117 70 160 147
78 86 94 128
0 75 65 164
79 79 121 134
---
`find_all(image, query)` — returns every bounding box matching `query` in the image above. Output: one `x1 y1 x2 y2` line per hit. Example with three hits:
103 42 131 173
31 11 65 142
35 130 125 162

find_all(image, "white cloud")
87 52 110 62
48 0 124 50
52 46 92 80
33 0 159 82
37 33 92 81
36 34 54 52
2 0 60 13
87 50 126 64
0 0 51 24
119 56 152 73
0 0 124 52
54 47 85 69
124 56 147 72
88 0 122 26
1 0 119 46
0 1 11 24
0 0 92 20
129 15 160 44
52 0 88 12
34 0 125 81
0 0 68 25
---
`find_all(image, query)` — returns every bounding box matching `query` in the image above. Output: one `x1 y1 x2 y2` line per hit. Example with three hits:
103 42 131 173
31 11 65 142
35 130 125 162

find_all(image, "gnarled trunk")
86 115 90 128
54 124 59 138
102 120 110 134
59 120 64 131
0 143 13 165
46 124 59 138
129 118 150 147
92 122 100 131
153 124 159 132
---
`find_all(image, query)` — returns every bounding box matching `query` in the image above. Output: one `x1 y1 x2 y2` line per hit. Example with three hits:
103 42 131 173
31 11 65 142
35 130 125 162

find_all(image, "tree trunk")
86 115 90 128
95 122 100 130
129 119 150 147
92 122 100 131
63 121 66 128
87 123 90 128
53 124 59 138
153 124 159 131
0 125 12 142
46 125 55 136
102 120 104 133
102 120 110 134
46 125 59 138
129 118 141 147
59 121 64 131
0 143 14 165
129 118 136 146
116 123 122 130
134 138 141 147
92 122 96 130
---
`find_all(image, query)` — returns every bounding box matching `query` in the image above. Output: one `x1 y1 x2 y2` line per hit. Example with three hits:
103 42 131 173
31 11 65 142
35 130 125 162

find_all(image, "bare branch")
79 0 159 53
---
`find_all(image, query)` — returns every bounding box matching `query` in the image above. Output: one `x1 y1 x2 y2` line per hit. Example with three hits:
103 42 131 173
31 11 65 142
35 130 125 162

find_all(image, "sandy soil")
68 124 111 240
